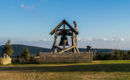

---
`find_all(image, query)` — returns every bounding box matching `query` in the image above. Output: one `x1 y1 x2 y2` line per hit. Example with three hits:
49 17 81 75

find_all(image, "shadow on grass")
0 63 130 72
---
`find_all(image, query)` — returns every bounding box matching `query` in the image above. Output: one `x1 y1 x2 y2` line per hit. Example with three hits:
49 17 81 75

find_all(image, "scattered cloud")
20 3 34 9
41 38 53 42
77 37 127 49
103 38 108 41
78 37 125 42
0 37 128 49
19 0 45 9
120 37 125 41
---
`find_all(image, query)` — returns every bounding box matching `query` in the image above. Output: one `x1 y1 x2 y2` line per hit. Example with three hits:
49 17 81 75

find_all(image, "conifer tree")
2 40 14 57
21 48 31 61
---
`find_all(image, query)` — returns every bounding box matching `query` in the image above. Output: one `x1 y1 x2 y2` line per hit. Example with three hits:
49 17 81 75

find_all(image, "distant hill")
0 44 50 57
0 44 114 57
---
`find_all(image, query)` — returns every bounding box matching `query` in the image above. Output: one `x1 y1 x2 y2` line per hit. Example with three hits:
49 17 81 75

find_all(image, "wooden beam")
65 20 79 34
54 45 70 53
54 45 63 50
50 20 64 35
50 20 79 35
58 46 75 54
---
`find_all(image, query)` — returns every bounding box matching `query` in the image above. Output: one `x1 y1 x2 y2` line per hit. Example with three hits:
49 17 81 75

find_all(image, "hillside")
0 44 50 57
0 44 113 57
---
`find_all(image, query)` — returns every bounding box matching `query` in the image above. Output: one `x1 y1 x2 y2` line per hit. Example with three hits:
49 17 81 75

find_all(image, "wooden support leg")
50 46 54 55
54 47 57 54
75 47 80 54
74 47 77 53
53 32 58 54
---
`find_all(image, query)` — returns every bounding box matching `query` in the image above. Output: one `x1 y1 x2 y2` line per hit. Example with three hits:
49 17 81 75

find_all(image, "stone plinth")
0 57 11 65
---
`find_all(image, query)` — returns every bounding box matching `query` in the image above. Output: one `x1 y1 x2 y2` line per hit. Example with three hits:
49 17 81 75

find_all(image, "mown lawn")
0 60 130 80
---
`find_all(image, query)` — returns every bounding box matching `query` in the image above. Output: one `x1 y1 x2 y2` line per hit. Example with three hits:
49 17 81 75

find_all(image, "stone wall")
39 52 93 63
0 57 11 65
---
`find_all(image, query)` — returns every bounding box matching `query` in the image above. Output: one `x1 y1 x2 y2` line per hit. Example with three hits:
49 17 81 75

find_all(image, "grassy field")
0 60 130 80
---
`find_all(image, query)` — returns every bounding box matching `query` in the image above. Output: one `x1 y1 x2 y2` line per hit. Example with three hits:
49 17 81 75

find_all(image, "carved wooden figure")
50 19 80 54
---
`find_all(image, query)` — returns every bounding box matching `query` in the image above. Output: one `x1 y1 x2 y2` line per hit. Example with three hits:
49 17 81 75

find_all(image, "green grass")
0 60 130 80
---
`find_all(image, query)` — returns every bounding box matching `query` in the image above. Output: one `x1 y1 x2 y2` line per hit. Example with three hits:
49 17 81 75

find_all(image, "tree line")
93 50 130 60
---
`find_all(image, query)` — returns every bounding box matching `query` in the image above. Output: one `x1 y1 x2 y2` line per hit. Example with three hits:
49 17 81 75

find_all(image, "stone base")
0 57 11 65
39 52 93 63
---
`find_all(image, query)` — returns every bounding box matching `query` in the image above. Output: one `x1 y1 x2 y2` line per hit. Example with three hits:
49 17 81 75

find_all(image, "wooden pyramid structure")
50 19 80 54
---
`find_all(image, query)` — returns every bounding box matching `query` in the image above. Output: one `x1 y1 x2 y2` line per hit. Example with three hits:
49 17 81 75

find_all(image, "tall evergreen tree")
2 40 14 57
21 48 31 61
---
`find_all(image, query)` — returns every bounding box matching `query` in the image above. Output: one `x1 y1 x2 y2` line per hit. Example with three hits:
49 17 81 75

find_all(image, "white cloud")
41 38 53 41
120 37 125 41
87 38 93 41
111 37 125 41
78 38 93 41
103 38 108 41
20 3 34 9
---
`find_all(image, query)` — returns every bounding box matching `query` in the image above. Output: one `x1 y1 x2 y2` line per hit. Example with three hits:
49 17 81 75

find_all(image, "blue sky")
0 0 130 49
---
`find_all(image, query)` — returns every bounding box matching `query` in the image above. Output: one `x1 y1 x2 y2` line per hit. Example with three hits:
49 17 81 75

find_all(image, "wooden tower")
50 19 80 54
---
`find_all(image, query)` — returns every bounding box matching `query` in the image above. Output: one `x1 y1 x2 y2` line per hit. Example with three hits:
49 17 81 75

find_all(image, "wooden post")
54 32 58 54
71 32 74 51
74 21 78 46
50 47 53 55
71 33 76 53
63 37 66 49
